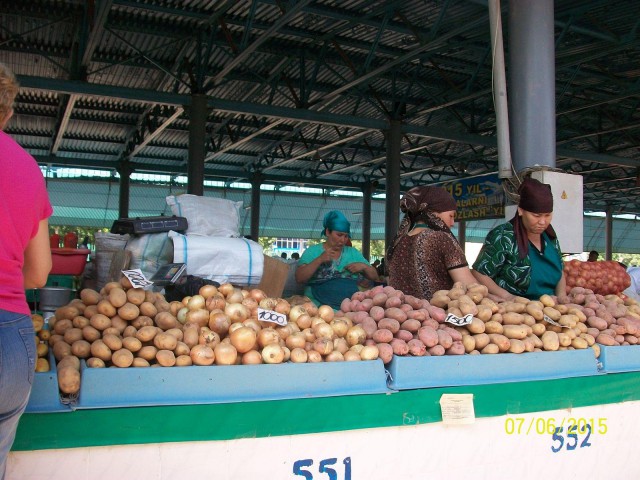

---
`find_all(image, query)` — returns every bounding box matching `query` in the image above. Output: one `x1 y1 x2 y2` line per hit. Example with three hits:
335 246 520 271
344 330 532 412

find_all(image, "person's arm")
449 266 478 288
555 271 568 301
345 262 379 281
23 218 52 289
471 269 514 302
295 248 334 284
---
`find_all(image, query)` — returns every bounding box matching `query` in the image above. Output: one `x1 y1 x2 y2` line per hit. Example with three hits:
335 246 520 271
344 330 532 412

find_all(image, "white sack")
126 233 174 280
166 194 242 237
169 232 263 287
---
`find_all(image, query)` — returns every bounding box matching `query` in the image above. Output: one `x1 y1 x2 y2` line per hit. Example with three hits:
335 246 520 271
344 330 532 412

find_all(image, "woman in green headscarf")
295 210 379 309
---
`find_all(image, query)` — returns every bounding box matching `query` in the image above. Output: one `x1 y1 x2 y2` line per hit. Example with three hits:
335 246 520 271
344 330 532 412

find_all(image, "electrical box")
504 171 584 254
531 170 584 254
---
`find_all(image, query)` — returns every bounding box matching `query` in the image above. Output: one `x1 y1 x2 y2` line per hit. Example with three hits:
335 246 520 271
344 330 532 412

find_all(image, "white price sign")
444 312 473 326
257 307 287 326
121 269 154 288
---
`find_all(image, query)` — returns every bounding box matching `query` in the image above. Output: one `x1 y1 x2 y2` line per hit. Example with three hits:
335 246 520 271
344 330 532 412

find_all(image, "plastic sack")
169 232 263 286
166 194 242 237
126 233 174 280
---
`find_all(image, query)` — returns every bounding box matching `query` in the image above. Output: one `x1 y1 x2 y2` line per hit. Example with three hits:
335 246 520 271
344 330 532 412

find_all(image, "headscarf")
387 186 458 261
322 210 351 237
510 177 557 259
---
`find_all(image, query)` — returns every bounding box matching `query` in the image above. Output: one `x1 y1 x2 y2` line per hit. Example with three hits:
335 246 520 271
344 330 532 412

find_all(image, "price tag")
121 269 154 288
445 312 473 326
542 314 570 329
257 307 287 326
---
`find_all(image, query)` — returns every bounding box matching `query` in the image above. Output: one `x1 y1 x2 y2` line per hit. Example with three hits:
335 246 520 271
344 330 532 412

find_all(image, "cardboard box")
256 255 289 298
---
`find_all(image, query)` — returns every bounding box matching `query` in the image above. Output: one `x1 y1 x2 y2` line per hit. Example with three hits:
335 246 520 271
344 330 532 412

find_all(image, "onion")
257 327 280 348
274 299 291 315
190 344 215 366
303 301 318 317
349 344 364 354
181 295 191 307
218 283 235 298
333 337 349 354
360 345 380 360
198 284 218 299
242 297 259 316
176 306 189 324
288 305 308 323
330 318 349 338
226 288 245 305
343 350 361 361
241 350 263 365
198 328 220 348
228 322 245 334
289 347 308 363
259 297 278 310
302 328 316 343
313 322 334 340
307 350 322 362
214 342 238 365
285 331 307 350
187 295 206 311
229 326 257 353
208 311 231 336
276 323 293 339
249 288 267 303
282 346 291 362
261 343 285 364
169 301 184 316
318 305 335 322
295 313 312 329
185 308 209 328
325 351 344 362
225 303 249 323
242 318 262 333
313 337 333 355
345 325 367 346
205 293 226 311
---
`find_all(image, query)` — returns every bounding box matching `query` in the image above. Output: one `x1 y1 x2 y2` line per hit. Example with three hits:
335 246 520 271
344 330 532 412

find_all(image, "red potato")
377 343 393 364
595 333 617 346
446 341 465 355
404 295 423 310
385 307 407 323
372 328 393 343
436 329 453 349
586 327 600 338
384 296 403 309
586 316 607 331
395 329 414 342
428 344 445 356
369 306 385 321
352 291 366 302
417 326 439 347
340 298 352 313
421 318 439 330
378 318 400 334
361 317 378 339
351 311 369 324
439 325 462 342
407 309 428 321
358 299 374 312
624 334 638 345
399 303 413 314
407 338 427 356
427 305 446 323
371 293 388 307
390 338 409 356
615 334 625 344
401 319 421 333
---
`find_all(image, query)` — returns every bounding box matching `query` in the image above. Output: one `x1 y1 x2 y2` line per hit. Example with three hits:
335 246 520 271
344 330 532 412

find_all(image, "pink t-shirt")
0 131 53 315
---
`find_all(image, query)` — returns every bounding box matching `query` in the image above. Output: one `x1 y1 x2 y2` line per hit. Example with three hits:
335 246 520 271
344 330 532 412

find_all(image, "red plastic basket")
50 248 90 275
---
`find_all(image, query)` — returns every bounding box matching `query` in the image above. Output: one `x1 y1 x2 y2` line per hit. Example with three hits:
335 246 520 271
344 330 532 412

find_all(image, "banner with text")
443 173 505 221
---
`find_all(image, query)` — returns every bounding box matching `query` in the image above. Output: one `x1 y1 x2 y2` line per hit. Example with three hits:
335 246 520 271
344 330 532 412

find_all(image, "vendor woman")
386 185 477 300
472 176 567 300
295 210 379 309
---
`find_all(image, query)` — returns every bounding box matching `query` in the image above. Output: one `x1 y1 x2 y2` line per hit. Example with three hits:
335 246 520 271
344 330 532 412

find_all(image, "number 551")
293 457 351 480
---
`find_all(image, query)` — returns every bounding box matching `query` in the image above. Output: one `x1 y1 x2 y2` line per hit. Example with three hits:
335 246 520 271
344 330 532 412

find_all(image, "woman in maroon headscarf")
472 177 567 300
386 185 477 300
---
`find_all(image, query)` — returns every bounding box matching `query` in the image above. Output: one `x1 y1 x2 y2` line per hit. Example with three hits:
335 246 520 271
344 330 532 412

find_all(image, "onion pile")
564 260 631 295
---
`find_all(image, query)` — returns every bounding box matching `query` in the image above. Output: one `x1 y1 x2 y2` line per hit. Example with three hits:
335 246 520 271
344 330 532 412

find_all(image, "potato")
531 322 546 336
36 342 48 358
428 344 445 356
118 302 140 321
132 357 151 367
102 333 123 351
475 305 493 322
122 336 142 353
110 315 128 333
57 366 81 394
156 349 176 367
541 331 560 351
540 294 555 307
63 327 84 344
139 301 158 318
595 333 616 346
70 339 91 358
378 318 400 334
90 339 112 362
571 337 589 349
155 311 178 331
53 318 73 335
372 329 393 343
401 319 421 333
543 307 561 322
132 316 154 329
417 326 438 348
57 355 80 370
503 302 526 314
89 313 111 331
136 325 159 343
108 288 128 308
55 305 80 321
508 338 526 354
52 340 72 361
557 332 572 347
462 335 476 353
436 329 453 349
446 341 465 355
484 320 504 335
137 345 158 362
489 333 510 352
175 355 193 366
96 299 117 317
473 333 490 350
502 312 524 325
586 316 607 331
126 288 146 306
480 343 499 354
80 288 102 306
86 357 106 368
123 325 138 338
154 332 178 351
72 315 90 329
466 317 485 334
376 343 393 364
502 324 529 340
110 348 134 368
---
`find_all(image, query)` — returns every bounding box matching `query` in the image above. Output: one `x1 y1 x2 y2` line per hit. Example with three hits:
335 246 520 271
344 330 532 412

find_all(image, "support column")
361 181 373 260
188 93 208 195
250 174 263 241
508 0 556 172
117 160 132 219
385 120 402 253
605 205 613 261
457 220 466 250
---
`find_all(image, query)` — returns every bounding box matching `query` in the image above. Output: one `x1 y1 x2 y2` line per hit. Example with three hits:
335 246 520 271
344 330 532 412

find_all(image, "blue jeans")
0 311 35 480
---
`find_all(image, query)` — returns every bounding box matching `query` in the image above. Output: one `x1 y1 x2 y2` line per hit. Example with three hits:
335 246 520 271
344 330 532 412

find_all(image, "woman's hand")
345 262 379 281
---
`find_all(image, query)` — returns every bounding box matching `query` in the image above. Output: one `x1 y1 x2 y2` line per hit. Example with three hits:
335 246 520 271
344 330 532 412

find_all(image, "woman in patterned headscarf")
472 177 567 300
387 185 477 300
296 210 379 309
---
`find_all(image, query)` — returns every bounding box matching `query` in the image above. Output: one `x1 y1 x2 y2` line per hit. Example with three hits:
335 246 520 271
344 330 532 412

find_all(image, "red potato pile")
564 260 631 295
48 278 379 396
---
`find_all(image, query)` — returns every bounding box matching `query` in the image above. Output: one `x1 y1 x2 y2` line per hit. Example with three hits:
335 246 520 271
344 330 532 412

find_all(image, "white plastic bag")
166 194 242 237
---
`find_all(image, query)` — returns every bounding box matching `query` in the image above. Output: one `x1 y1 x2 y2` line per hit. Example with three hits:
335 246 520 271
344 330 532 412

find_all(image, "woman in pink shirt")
0 63 52 480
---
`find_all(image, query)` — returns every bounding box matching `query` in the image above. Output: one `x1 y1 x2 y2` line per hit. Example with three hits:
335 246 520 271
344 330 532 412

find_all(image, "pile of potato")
31 313 50 372
47 277 379 396
337 282 628 362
